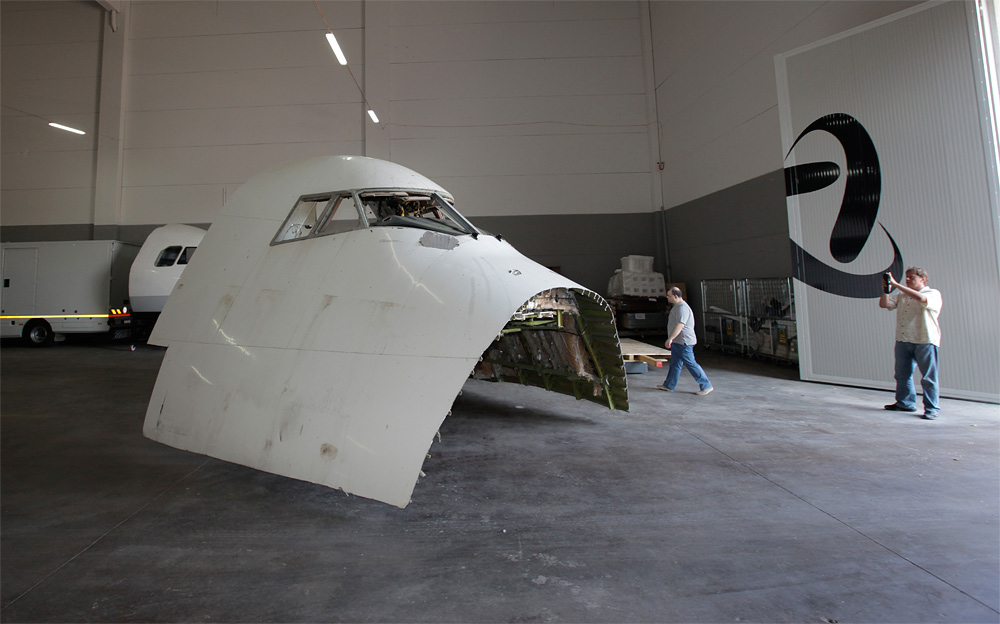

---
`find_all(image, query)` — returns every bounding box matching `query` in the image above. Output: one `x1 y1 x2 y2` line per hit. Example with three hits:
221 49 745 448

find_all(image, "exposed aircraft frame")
144 155 627 507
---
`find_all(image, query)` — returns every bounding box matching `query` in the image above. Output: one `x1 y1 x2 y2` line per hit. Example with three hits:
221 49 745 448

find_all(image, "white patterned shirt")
886 287 942 346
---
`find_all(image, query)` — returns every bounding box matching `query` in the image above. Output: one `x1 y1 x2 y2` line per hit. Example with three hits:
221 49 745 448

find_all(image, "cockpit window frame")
271 192 363 246
271 188 479 246
355 188 479 237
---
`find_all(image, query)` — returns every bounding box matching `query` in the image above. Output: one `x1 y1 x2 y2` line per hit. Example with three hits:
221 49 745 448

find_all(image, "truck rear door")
2 247 38 336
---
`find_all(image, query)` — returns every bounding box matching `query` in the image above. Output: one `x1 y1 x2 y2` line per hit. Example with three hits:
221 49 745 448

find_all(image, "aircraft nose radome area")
143 155 628 507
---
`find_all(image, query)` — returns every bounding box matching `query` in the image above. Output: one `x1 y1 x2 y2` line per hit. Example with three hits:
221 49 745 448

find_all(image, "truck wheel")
23 320 54 347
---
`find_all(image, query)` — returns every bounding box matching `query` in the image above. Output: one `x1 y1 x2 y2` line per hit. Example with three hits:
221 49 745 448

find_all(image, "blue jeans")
894 341 939 415
663 344 712 391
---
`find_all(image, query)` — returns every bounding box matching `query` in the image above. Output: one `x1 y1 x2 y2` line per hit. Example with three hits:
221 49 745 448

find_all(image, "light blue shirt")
668 300 697 345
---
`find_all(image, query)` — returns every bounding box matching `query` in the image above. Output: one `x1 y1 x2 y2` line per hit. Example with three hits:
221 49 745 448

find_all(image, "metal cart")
700 279 747 354
744 277 797 363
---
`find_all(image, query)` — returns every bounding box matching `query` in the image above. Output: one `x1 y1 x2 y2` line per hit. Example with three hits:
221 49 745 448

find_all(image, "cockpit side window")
274 195 329 243
177 247 197 265
272 193 366 245
155 246 182 267
317 195 364 236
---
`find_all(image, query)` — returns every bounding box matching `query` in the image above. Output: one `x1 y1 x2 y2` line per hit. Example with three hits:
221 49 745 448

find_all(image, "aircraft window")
274 195 331 243
359 191 478 236
155 246 182 267
318 195 364 236
177 247 197 265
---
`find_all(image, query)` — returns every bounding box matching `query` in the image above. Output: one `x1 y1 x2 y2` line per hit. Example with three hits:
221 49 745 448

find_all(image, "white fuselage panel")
144 155 605 507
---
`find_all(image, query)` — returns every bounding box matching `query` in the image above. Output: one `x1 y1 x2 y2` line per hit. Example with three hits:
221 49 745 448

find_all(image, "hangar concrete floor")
1 340 997 623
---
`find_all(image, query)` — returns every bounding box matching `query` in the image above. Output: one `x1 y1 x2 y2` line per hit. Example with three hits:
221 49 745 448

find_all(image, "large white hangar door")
776 1 1000 403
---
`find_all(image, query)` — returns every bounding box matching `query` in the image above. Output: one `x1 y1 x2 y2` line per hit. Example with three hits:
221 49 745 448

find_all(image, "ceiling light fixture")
314 2 382 128
325 32 347 65
49 122 86 135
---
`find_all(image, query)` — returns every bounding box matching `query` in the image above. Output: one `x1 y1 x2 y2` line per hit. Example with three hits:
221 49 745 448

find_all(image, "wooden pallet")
619 338 670 367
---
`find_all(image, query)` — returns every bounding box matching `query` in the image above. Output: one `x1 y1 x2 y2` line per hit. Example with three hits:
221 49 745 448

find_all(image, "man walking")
656 287 714 395
879 266 942 419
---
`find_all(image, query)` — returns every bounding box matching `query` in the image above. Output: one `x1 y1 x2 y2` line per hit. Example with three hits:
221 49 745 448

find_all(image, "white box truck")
1 240 139 346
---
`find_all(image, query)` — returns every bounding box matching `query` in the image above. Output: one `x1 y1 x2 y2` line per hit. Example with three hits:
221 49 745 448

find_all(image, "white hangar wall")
1 0 661 291
123 1 366 226
650 0 922 210
385 1 656 220
1 0 958 295
0 1 105 229
381 1 664 289
122 0 658 227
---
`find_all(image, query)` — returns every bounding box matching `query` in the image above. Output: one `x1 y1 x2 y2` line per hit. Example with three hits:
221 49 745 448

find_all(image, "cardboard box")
621 255 654 273
608 270 666 298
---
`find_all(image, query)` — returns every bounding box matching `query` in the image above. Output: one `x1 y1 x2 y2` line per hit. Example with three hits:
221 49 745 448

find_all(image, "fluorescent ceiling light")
49 122 85 135
367 109 379 123
325 32 347 65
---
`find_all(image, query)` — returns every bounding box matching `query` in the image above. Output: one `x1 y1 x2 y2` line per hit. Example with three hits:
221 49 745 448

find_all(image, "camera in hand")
883 273 892 294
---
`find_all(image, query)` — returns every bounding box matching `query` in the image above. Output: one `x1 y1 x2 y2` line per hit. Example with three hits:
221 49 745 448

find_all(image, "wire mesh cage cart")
744 277 797 362
700 279 747 354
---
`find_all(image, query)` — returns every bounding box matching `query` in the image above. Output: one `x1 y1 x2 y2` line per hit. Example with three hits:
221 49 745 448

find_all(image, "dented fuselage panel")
144 155 627 507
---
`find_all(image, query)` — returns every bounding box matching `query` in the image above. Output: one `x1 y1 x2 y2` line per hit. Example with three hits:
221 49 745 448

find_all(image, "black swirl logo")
784 113 903 298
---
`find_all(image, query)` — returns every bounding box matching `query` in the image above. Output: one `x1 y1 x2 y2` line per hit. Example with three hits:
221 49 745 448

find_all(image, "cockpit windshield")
359 191 478 236
273 189 480 245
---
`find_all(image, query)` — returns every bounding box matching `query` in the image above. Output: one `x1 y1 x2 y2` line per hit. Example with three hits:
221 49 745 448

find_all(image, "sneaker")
696 387 714 396
922 412 940 420
884 403 917 412
655 385 673 392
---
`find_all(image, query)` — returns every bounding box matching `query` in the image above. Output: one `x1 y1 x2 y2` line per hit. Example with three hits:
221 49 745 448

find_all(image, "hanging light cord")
315 0 383 129
313 0 332 30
